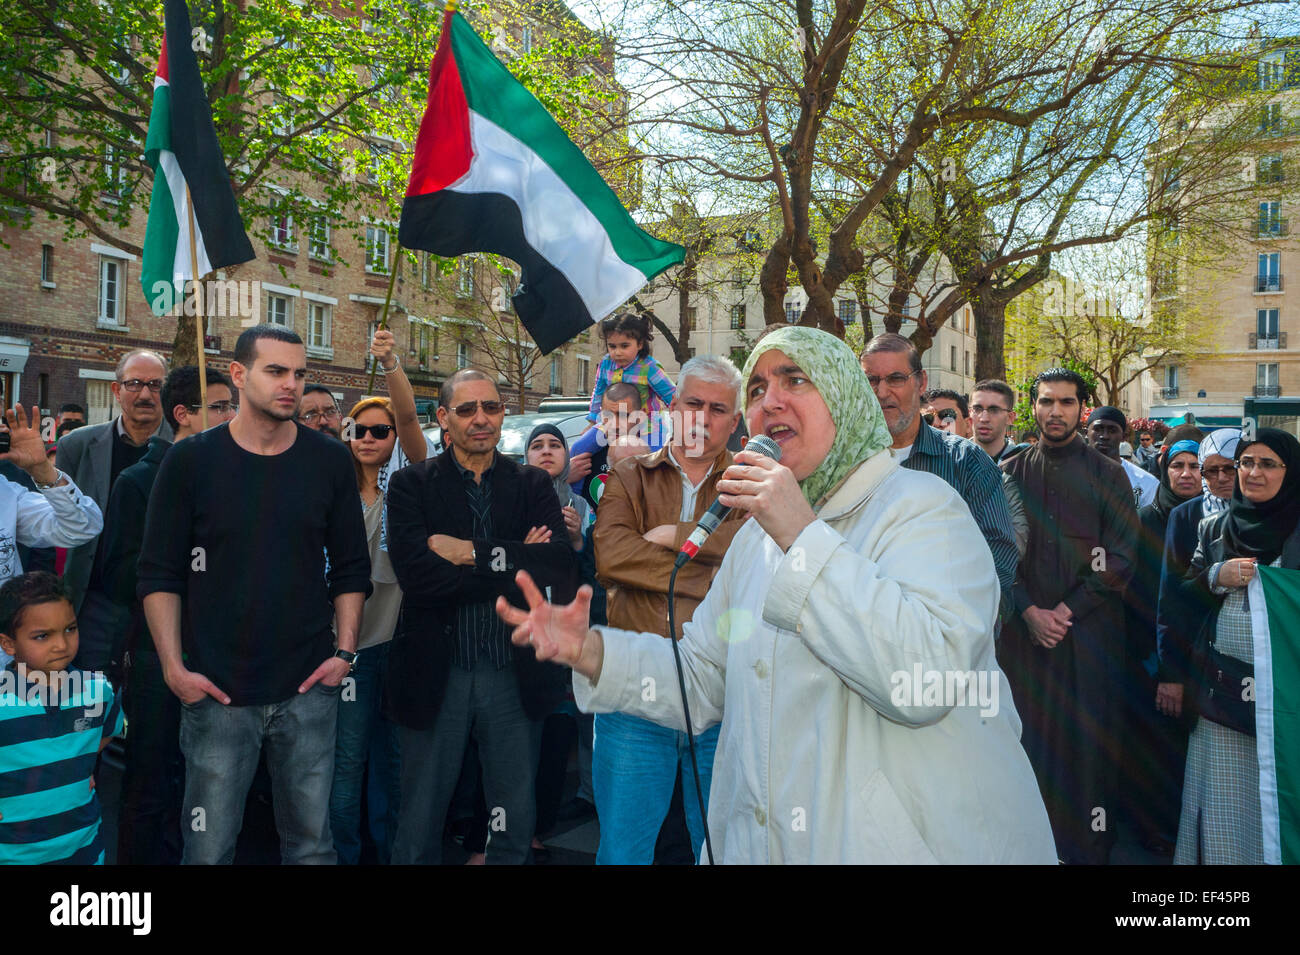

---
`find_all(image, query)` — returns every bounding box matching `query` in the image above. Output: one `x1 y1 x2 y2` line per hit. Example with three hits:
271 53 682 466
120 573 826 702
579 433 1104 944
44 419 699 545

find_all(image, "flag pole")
184 184 210 431
365 242 402 395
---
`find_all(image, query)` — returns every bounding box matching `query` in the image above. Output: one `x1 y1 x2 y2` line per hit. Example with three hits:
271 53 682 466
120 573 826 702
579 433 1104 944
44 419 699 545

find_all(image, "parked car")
423 411 590 462
536 396 592 414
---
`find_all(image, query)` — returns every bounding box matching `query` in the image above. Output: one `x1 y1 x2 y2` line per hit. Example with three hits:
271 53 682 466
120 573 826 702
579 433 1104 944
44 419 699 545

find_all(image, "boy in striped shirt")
0 571 122 864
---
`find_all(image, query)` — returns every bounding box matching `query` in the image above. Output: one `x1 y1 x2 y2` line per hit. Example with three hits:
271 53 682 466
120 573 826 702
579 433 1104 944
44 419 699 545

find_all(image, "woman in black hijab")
1122 434 1203 853
1173 428 1300 864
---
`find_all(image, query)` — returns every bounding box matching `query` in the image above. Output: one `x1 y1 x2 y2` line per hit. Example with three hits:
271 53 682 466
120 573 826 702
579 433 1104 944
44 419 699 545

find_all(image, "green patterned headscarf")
741 326 893 509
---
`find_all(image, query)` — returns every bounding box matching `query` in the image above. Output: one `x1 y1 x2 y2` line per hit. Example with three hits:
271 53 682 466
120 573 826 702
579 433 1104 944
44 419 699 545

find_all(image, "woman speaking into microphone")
497 327 1055 864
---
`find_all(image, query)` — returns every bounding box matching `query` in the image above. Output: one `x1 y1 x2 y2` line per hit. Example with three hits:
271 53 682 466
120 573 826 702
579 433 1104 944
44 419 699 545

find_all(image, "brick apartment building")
0 5 611 425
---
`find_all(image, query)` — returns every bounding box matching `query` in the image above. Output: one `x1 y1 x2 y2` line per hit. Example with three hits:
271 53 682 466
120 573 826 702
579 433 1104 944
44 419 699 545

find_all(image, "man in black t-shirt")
139 325 371 865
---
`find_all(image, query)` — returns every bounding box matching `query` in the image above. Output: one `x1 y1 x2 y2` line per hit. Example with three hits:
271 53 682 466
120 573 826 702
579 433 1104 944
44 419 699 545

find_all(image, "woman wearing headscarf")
1173 428 1300 864
1155 429 1242 723
526 423 591 550
497 327 1057 863
1120 430 1202 853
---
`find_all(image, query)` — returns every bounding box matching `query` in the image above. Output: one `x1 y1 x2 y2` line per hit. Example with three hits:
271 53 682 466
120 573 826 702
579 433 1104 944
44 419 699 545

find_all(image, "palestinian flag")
399 6 684 354
140 0 254 315
1249 568 1300 864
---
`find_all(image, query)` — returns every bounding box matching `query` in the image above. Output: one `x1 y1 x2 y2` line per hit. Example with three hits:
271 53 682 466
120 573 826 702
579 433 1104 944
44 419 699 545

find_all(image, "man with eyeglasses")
299 383 343 437
385 368 578 864
970 380 1027 464
58 349 174 678
860 334 1018 624
102 364 237 865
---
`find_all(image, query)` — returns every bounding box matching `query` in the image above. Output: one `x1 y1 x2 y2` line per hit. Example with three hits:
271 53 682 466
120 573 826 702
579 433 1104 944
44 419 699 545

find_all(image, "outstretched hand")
496 570 602 680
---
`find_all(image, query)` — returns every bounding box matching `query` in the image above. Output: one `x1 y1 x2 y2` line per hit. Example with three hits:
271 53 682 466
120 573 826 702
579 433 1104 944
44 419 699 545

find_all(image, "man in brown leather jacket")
590 354 746 864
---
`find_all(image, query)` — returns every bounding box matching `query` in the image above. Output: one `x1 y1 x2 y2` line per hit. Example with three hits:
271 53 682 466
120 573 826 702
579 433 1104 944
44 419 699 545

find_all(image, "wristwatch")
334 648 358 671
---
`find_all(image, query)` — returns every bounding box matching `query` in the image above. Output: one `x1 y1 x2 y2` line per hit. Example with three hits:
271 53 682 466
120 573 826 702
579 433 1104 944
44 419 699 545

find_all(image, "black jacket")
102 436 171 655
383 449 578 729
1171 510 1300 687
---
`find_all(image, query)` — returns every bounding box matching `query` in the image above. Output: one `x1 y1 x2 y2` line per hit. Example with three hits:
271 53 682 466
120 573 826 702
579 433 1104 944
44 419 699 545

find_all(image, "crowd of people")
0 314 1293 865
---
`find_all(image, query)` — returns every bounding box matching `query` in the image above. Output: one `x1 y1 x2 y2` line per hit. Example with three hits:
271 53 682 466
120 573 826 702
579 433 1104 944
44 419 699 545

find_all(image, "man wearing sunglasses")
385 368 579 864
59 349 174 678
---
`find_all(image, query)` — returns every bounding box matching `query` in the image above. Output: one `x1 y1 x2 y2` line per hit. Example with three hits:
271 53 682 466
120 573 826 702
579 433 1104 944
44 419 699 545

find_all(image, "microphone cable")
666 557 715 865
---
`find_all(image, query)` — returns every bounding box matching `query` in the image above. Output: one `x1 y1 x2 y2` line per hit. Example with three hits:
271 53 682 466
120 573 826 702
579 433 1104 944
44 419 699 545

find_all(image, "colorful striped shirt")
586 354 676 423
0 666 122 864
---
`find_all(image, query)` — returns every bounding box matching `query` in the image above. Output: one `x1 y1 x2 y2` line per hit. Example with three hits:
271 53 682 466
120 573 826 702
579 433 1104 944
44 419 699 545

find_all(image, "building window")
98 257 124 324
102 143 125 199
456 259 474 297
366 226 389 273
950 345 957 372
41 244 54 287
1166 365 1180 392
1258 308 1280 346
1259 51 1285 90
457 340 469 369
1260 155 1285 183
838 299 856 325
271 211 295 249
577 355 590 393
309 216 331 260
421 253 432 288
266 292 292 327
307 302 331 350
731 269 746 289
1258 201 1283 236
730 304 746 330
550 355 562 394
964 351 970 376
685 306 697 331
1257 362 1280 396
1260 103 1282 135
1258 252 1281 292
521 25 533 53
784 301 799 323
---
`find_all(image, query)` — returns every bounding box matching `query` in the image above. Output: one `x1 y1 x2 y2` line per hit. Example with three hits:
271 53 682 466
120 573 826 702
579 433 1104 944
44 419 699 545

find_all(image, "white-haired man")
588 354 745 864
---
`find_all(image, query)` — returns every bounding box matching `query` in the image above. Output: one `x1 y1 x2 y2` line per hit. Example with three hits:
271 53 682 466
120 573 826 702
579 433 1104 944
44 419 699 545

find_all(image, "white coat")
575 449 1057 863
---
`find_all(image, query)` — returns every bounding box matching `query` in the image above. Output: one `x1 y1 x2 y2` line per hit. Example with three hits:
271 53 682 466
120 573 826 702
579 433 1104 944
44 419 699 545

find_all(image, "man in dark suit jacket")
57 349 173 675
385 369 577 864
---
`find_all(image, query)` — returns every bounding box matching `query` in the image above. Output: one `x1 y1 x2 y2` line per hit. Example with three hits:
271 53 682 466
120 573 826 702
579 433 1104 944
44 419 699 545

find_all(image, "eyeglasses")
866 371 919 389
188 401 239 415
351 424 394 440
451 400 505 417
119 378 164 393
299 408 341 424
923 409 957 425
970 405 1008 417
1236 457 1286 473
1201 465 1235 479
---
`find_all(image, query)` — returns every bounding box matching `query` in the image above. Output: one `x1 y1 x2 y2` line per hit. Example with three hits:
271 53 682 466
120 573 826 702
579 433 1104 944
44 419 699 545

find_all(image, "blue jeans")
592 711 719 865
330 643 401 865
179 682 340 865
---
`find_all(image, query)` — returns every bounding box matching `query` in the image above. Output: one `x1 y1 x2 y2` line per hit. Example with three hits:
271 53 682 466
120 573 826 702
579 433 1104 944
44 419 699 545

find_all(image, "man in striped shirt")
861 335 1018 624
0 571 122 864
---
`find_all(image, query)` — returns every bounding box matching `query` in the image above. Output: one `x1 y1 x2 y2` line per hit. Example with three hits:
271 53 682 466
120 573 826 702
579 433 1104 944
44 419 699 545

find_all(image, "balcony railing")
1253 384 1281 398
1160 386 1181 399
1255 275 1284 293
1249 331 1287 349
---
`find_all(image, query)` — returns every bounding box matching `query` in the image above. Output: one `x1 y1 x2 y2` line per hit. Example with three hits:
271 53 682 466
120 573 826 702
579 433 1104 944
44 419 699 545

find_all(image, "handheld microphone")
675 433 781 567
